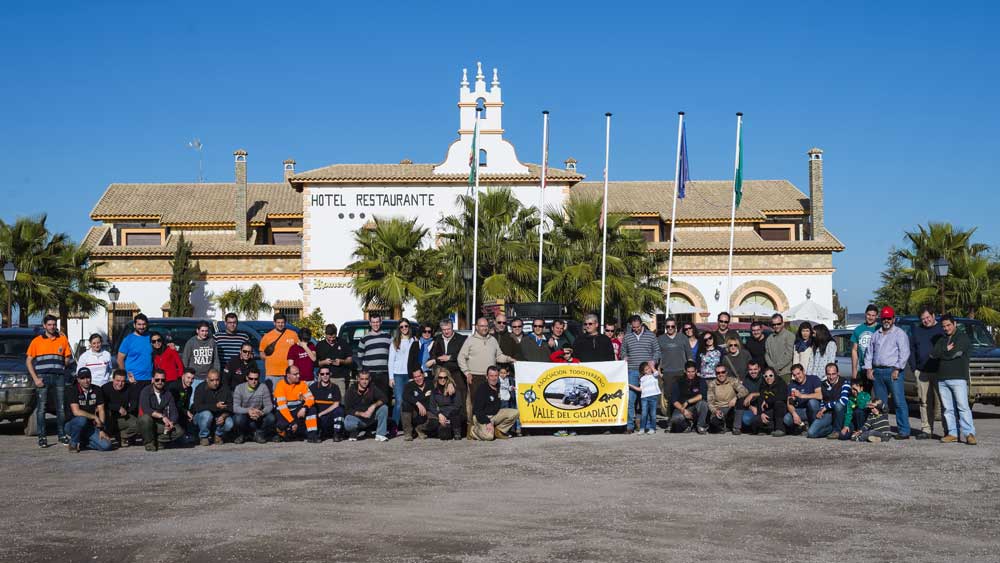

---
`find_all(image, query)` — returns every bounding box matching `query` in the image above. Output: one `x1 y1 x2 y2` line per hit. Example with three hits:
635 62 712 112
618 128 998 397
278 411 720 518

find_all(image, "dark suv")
0 328 42 427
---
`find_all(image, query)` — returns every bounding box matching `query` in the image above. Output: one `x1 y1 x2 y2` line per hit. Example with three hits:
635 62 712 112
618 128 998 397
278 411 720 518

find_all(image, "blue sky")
1 1 996 311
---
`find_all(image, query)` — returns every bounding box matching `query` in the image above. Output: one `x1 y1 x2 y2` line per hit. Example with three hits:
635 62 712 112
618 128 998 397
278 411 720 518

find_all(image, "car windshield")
0 335 34 357
958 321 995 348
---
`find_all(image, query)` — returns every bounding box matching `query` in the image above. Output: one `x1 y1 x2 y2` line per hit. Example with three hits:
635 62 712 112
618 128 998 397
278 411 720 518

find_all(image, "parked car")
831 329 855 377
0 328 44 429
895 316 1000 407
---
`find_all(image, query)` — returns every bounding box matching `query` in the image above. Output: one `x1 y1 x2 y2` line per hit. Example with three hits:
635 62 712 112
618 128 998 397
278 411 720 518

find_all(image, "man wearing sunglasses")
520 319 553 362
224 344 256 390
493 313 523 368
316 324 352 398
765 313 795 382
311 366 345 441
712 312 740 350
706 365 748 435
574 313 615 362
657 317 693 413
136 368 184 452
232 365 275 444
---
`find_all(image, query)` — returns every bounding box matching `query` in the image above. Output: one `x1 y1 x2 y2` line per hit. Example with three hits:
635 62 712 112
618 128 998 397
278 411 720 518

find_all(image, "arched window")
741 292 776 309
479 148 488 167
475 97 487 119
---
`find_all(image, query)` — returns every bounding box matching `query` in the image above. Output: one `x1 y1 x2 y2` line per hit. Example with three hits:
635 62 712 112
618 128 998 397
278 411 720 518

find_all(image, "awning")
783 299 837 325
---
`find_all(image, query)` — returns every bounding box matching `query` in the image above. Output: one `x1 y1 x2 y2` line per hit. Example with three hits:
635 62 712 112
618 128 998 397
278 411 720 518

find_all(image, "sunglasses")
422 329 433 334
151 339 162 343
437 376 448 380
533 325 545 329
771 322 783 327
495 320 506 324
665 325 676 329
715 371 727 375
246 376 259 381
512 325 523 329
584 322 596 326
241 350 253 354
764 373 775 378
728 344 739 348
319 371 332 376
152 378 165 383
604 328 614 332
683 327 694 331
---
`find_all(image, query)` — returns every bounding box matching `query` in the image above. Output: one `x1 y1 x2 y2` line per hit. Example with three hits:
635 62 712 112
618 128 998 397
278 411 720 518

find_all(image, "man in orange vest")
273 365 319 443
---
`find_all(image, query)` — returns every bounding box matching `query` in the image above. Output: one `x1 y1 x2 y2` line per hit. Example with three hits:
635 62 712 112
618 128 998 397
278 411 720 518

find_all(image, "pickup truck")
895 316 1000 407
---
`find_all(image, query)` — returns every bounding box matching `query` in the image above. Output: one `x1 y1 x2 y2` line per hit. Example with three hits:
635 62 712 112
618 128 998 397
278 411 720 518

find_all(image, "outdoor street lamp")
806 288 812 300
933 257 949 314
108 285 120 346
2 262 17 328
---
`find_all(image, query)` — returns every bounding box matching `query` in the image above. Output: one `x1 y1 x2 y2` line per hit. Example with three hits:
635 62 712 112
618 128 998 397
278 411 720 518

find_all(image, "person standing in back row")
77 333 113 388
851 305 879 381
863 306 911 439
621 315 660 434
182 321 220 391
117 313 153 386
931 314 977 445
27 314 74 447
315 324 352 399
712 312 740 348
744 321 768 369
765 313 794 383
358 314 392 406
909 307 945 439
657 317 692 415
213 313 250 367
260 313 299 390
574 314 616 363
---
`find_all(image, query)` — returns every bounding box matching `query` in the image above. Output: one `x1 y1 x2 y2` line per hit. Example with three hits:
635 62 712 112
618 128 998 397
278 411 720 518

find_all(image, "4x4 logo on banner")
516 361 628 427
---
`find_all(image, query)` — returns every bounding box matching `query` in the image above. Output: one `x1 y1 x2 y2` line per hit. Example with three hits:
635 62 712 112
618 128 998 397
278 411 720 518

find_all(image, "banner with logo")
515 361 628 427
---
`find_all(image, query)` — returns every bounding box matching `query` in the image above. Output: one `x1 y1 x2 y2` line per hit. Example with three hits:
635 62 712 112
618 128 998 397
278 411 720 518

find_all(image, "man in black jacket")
343 369 389 441
310 366 345 441
137 369 183 451
101 368 139 446
167 369 197 442
470 366 519 440
191 369 234 446
224 343 256 390
400 369 434 440
574 314 616 362
669 362 709 433
745 322 768 369
425 320 466 376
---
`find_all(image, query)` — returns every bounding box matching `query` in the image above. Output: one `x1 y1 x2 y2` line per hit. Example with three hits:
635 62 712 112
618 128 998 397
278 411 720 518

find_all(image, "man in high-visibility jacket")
273 365 319 443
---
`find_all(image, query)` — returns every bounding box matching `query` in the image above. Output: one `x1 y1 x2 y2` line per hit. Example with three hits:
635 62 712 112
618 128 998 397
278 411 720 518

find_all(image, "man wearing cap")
64 368 113 452
863 306 912 439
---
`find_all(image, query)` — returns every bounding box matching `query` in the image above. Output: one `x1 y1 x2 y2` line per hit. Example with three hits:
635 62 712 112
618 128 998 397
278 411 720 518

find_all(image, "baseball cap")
880 306 895 319
76 367 92 379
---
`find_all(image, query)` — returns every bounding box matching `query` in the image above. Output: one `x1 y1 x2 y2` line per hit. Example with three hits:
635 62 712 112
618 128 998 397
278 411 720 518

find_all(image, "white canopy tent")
783 299 838 326
731 302 778 318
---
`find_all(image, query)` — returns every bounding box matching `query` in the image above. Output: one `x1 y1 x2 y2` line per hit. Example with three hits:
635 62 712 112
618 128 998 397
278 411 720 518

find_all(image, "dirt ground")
2 407 998 563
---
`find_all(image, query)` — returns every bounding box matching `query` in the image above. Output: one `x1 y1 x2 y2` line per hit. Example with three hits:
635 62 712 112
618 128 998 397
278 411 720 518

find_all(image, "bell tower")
434 62 529 175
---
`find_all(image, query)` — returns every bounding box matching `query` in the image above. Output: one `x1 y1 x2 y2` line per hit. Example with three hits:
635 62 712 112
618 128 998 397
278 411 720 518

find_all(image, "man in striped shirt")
620 315 660 434
213 312 250 367
26 315 74 447
808 363 851 438
358 314 392 406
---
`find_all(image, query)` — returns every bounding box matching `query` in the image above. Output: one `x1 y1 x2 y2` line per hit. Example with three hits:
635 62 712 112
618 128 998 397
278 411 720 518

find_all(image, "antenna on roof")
187 138 204 183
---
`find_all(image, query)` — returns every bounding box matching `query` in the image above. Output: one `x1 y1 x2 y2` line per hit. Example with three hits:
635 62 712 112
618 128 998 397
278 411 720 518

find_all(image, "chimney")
564 157 577 172
283 158 296 181
234 149 248 241
807 147 824 240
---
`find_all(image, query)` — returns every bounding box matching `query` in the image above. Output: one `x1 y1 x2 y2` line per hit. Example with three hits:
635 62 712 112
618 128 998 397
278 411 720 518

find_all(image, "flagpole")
726 112 743 312
666 111 684 318
599 112 612 327
471 108 482 325
536 110 549 301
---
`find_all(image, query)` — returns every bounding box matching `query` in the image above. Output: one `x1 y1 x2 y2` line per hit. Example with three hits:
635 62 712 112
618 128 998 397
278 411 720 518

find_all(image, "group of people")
25 301 978 452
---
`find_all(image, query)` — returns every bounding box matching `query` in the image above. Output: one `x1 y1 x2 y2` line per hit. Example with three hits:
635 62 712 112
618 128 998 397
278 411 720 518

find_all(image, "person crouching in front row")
418 367 464 440
343 368 389 442
273 365 320 444
469 365 519 441
232 364 276 444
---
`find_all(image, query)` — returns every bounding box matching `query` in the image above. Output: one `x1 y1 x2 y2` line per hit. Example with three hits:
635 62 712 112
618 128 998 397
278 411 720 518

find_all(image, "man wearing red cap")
863 306 912 439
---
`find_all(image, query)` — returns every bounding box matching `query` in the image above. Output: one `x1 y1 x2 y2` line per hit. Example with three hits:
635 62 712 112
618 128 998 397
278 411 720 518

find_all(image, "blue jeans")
345 404 389 437
640 396 658 430
392 373 408 427
938 379 976 438
740 409 756 430
34 374 66 440
65 416 113 451
807 402 846 438
194 411 235 438
233 412 276 437
851 408 868 431
783 399 820 431
627 370 640 430
873 367 910 436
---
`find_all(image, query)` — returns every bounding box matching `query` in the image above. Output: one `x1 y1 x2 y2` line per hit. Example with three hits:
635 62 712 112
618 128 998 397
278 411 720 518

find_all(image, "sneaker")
494 427 511 440
554 430 569 437
826 431 839 440
966 435 977 446
145 444 158 452
199 438 210 447
357 431 367 439
732 428 741 436
375 434 388 442
307 435 321 444
270 434 283 443
868 435 883 443
696 427 707 435
895 434 910 441
771 430 786 437
254 433 268 444
569 431 578 436
941 435 959 443
332 434 343 443
59 435 70 445
624 429 634 435
67 442 80 453
213 436 224 445
233 435 246 445
38 437 48 448
915 432 931 440
348 432 358 442
403 435 415 442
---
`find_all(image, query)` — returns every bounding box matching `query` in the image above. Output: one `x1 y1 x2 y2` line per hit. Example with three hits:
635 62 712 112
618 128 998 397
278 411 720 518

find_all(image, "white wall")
669 273 834 320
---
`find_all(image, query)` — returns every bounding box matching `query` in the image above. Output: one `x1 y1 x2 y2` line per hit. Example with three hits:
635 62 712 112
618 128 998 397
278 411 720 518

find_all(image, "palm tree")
347 216 435 319
542 194 664 321
900 222 992 316
945 255 1000 327
0 215 72 325
214 283 272 320
53 242 108 335
436 187 541 316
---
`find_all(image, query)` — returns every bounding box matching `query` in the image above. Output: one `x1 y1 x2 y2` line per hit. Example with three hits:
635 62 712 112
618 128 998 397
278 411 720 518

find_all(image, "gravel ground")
2 407 998 563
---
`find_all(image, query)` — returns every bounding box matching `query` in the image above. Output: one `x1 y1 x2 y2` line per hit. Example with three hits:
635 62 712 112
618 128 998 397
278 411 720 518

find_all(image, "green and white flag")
733 118 743 208
467 116 479 192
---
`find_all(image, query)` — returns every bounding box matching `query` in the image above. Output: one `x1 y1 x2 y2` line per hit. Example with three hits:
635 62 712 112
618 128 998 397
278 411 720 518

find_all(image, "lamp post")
108 285 120 346
2 262 17 328
932 257 949 315
462 266 473 329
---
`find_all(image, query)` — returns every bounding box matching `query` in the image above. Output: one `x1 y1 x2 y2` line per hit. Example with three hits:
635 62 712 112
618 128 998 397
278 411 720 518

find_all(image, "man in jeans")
621 315 660 434
657 317 692 415
863 306 912 439
191 369 234 445
909 307 945 439
26 314 73 447
706 364 748 434
343 369 389 442
808 363 851 439
784 364 822 435
231 365 275 444
64 368 113 452
931 314 977 445
669 362 709 433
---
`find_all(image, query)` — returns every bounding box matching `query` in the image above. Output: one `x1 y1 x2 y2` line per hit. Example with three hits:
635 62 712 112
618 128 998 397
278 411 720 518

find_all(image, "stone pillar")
807 147 824 240
234 149 248 241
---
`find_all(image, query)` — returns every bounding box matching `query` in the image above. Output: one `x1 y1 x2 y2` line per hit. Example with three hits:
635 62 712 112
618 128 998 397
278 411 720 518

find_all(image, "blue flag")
678 122 689 199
